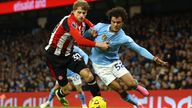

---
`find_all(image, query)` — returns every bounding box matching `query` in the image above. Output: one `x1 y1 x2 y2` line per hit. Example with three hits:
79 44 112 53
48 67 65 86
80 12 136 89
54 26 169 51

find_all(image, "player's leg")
92 61 139 106
67 52 101 97
108 80 139 106
67 70 87 108
55 82 71 106
113 60 149 96
74 85 87 108
49 82 60 102
40 82 60 108
120 73 149 96
46 57 70 106
79 68 101 96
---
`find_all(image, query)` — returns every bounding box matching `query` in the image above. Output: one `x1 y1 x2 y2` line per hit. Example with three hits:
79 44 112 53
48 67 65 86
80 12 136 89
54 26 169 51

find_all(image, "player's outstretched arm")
128 41 168 66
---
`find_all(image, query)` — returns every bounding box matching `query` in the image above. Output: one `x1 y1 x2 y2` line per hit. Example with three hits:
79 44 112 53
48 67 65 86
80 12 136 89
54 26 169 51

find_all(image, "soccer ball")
88 96 107 108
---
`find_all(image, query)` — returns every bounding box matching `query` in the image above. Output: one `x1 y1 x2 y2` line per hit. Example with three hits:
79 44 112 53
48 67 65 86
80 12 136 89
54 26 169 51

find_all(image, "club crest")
72 22 77 29
102 35 107 41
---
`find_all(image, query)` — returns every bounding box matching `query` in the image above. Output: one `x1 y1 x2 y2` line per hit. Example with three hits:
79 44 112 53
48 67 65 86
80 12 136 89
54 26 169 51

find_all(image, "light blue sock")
79 92 86 105
48 88 55 102
124 94 138 106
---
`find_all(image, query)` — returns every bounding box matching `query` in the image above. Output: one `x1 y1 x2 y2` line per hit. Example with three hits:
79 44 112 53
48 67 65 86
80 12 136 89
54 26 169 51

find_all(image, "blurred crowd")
0 13 191 92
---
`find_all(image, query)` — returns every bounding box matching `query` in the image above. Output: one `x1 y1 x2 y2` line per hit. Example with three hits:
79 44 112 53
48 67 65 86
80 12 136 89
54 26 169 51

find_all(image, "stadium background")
0 0 191 107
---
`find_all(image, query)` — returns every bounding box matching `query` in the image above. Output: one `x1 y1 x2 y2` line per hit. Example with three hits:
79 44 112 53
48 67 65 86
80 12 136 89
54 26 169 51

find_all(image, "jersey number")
114 62 124 71
73 53 82 61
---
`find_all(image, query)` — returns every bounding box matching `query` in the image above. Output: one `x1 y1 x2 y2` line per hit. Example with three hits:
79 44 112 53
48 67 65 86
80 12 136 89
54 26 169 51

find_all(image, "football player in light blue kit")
85 7 168 107
40 46 88 108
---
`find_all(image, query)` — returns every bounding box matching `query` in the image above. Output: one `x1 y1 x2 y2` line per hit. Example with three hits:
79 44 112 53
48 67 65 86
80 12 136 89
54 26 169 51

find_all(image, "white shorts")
92 60 130 86
67 73 82 85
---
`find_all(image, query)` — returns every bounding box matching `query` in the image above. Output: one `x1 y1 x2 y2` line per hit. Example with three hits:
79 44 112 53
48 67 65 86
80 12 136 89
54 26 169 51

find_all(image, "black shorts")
46 52 87 87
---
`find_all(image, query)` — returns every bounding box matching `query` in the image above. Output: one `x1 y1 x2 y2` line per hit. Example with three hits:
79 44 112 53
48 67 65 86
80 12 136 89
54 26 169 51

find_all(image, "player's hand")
90 29 97 37
95 42 109 51
153 56 169 66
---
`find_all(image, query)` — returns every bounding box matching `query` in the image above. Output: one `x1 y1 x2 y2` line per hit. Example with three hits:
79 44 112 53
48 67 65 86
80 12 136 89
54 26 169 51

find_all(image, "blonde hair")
73 0 90 10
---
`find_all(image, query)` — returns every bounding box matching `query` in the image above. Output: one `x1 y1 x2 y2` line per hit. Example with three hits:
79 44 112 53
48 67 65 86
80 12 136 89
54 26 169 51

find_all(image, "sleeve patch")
72 22 77 29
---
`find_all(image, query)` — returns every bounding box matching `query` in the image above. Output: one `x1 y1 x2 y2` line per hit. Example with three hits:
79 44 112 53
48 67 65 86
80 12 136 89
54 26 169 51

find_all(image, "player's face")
110 16 123 32
73 7 87 23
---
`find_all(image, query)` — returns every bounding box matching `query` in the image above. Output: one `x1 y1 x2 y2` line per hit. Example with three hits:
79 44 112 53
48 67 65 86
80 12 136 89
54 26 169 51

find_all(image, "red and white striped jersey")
45 14 95 56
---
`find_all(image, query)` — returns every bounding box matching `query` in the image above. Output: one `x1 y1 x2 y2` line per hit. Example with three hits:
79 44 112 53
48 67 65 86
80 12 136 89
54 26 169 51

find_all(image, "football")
88 96 107 108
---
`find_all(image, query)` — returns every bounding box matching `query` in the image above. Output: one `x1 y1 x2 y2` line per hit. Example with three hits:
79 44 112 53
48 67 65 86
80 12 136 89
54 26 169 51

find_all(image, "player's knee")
86 73 94 83
80 68 94 82
60 87 71 95
60 83 72 95
109 83 122 92
128 79 138 87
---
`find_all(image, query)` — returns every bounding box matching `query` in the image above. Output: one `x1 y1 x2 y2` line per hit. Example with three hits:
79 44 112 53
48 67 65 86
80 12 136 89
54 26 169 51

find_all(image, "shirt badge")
102 35 107 41
72 22 77 29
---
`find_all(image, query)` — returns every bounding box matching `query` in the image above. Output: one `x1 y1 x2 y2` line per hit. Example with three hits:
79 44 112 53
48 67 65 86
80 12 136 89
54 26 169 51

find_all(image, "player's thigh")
79 68 94 82
60 82 73 94
108 80 122 92
120 73 137 87
46 54 68 87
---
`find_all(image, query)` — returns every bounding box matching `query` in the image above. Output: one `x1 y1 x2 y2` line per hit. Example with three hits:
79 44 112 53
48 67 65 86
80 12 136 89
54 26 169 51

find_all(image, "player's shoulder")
61 14 70 22
95 23 109 27
94 23 109 31
119 29 134 42
118 29 128 37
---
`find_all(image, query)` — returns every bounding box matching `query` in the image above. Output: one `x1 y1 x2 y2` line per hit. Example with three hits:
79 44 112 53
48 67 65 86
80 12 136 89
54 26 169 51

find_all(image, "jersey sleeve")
93 23 103 31
67 18 96 47
125 36 154 60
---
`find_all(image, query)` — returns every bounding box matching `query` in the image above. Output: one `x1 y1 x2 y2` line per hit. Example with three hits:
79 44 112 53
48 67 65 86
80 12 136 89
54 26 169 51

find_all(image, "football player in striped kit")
44 0 109 106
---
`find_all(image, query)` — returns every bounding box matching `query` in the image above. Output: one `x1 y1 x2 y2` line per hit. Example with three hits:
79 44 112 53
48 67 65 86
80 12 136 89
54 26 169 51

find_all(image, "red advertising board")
0 0 97 15
0 90 191 108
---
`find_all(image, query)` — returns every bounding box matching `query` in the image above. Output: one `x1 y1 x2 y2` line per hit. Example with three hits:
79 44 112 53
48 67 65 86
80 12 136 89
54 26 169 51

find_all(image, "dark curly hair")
106 7 128 22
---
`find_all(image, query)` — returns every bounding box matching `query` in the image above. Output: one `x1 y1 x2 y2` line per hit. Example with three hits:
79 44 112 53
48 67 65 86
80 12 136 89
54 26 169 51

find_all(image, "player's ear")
71 10 75 14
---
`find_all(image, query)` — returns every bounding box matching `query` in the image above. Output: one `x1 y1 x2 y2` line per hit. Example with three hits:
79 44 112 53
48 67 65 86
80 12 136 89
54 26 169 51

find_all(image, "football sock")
79 92 86 105
48 88 55 102
88 76 101 97
120 91 138 106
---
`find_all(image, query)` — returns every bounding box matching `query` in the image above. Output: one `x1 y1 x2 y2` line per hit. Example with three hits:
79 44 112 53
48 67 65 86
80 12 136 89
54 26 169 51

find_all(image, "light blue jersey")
67 46 88 77
85 23 154 65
